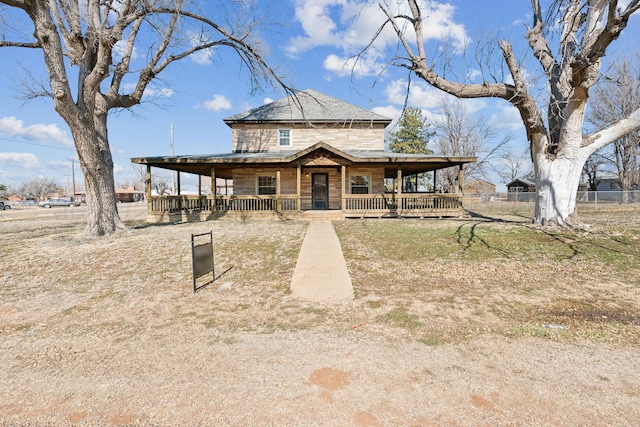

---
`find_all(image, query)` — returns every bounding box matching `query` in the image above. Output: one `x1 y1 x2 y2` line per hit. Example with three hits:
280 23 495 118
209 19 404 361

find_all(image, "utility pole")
71 158 77 205
170 124 175 195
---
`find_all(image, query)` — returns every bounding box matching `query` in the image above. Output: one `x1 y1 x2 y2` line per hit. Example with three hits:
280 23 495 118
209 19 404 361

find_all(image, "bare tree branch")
0 0 296 237
583 106 640 151
0 40 39 47
376 0 516 101
366 0 640 226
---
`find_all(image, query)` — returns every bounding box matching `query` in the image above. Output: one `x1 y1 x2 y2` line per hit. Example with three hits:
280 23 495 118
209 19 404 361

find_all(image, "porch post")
197 176 202 196
296 165 301 211
210 167 216 211
397 167 403 215
276 168 281 212
341 165 346 212
145 165 152 213
458 165 464 194
433 170 437 192
176 171 182 212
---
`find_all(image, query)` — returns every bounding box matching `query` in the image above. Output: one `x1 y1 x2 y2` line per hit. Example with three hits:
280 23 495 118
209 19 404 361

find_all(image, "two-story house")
131 90 476 223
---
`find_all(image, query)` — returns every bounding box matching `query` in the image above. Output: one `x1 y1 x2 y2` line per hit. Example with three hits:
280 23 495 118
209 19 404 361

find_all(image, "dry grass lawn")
1 203 639 426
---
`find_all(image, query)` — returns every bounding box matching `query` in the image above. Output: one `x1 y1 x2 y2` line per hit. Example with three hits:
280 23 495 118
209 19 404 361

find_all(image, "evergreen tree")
389 107 434 154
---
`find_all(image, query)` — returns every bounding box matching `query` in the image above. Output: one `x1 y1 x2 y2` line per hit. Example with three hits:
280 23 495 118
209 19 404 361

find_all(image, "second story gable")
224 90 392 153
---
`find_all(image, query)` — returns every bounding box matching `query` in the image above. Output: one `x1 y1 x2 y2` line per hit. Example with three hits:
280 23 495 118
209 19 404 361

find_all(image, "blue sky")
1 1 639 193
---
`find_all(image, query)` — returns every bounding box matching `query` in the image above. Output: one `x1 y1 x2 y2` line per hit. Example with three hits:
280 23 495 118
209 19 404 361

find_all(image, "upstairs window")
257 175 277 195
278 129 291 147
350 175 370 194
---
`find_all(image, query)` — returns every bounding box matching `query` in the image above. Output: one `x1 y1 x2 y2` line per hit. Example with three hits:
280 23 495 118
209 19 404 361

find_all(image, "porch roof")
131 142 477 179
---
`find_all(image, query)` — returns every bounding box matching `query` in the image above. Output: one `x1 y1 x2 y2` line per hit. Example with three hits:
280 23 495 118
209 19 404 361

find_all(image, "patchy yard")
1 204 639 426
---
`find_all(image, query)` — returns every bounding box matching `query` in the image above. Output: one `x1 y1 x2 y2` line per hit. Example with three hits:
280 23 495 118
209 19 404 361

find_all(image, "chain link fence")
463 191 640 216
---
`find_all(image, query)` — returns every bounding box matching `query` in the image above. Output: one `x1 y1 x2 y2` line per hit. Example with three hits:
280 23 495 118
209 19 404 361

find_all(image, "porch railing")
149 195 300 213
343 193 462 217
150 193 463 217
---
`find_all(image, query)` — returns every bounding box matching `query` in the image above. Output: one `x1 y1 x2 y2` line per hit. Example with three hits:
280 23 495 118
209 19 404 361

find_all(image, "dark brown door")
312 173 329 210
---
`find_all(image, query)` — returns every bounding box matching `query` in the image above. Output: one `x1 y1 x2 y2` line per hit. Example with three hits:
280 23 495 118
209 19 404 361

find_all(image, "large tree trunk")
534 158 584 226
531 133 587 226
67 106 126 237
75 130 125 237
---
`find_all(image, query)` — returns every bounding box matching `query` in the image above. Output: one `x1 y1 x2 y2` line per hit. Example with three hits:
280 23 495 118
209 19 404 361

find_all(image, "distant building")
506 178 536 201
595 171 621 191
6 195 24 203
464 179 496 195
115 186 145 202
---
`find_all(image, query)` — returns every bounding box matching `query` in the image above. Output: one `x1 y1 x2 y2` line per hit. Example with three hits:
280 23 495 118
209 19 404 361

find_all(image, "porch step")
299 210 345 220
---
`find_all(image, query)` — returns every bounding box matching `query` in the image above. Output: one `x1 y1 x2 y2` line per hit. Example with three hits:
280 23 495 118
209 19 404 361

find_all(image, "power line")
0 135 76 151
0 135 134 161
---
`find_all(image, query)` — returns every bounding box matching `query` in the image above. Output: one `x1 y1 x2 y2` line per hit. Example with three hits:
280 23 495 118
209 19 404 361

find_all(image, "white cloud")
372 105 401 121
323 51 386 78
382 79 488 114
203 94 232 112
288 0 469 77
490 103 525 132
383 79 447 109
0 152 40 169
120 83 174 98
144 87 174 98
187 31 214 65
263 97 274 104
466 69 482 82
287 0 345 56
191 49 212 65
113 40 139 60
0 116 73 147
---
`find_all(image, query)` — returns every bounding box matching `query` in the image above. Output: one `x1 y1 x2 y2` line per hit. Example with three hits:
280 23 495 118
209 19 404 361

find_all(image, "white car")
38 198 75 208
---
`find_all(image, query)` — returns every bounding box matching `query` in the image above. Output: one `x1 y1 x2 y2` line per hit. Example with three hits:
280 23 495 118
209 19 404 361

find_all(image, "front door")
312 173 329 210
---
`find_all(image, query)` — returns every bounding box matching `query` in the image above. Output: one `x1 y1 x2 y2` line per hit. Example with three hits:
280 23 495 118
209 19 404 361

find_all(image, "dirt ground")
1 204 639 426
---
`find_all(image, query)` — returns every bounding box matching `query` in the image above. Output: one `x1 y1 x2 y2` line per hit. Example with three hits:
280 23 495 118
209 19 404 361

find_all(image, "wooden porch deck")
145 194 464 223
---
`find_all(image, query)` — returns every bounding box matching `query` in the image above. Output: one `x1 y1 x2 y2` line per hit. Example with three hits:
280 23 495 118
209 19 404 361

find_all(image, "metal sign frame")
191 231 215 293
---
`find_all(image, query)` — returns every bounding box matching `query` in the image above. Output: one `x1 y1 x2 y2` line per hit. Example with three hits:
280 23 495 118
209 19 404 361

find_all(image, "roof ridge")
224 89 391 124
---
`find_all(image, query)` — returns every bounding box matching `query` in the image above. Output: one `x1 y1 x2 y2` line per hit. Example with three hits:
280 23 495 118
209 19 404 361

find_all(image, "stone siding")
232 166 388 210
232 123 386 152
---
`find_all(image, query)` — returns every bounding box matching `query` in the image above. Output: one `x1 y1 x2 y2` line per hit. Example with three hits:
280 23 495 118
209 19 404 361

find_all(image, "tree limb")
0 0 28 8
0 40 39 47
582 0 640 62
499 40 548 143
526 0 557 76
377 0 516 101
582 106 640 152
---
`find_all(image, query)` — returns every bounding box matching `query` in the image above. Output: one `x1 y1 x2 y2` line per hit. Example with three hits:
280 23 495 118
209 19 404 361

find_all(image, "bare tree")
0 1 293 237
364 0 640 226
130 164 147 192
581 147 609 191
432 98 510 192
154 180 170 196
494 149 533 185
22 177 63 202
587 54 640 200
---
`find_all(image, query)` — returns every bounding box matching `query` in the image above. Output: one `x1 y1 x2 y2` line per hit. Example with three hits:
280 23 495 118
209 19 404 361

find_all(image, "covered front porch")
145 192 465 222
132 142 476 223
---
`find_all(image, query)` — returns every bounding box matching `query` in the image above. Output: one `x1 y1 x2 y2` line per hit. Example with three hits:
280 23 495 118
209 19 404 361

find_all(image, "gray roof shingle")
223 89 392 125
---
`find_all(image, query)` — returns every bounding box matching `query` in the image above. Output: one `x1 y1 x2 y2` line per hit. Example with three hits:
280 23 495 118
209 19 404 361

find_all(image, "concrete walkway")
290 220 354 303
